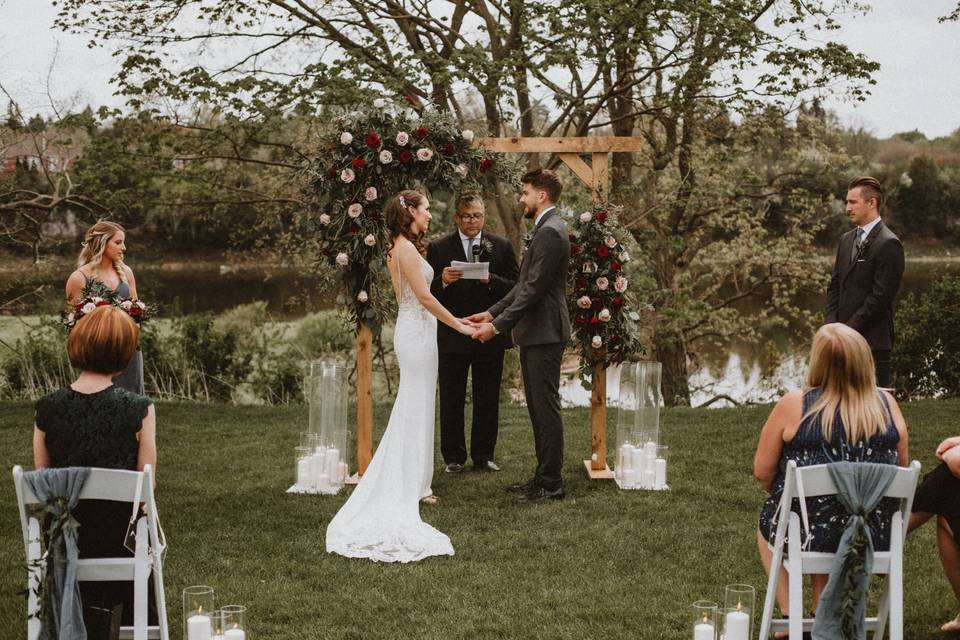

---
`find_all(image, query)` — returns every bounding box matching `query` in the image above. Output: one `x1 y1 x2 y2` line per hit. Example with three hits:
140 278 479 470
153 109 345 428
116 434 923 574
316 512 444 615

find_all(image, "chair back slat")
794 461 920 500
17 467 147 505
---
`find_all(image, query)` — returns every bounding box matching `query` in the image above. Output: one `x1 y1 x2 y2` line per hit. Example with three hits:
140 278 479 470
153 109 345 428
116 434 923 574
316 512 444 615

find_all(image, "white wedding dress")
325 253 454 562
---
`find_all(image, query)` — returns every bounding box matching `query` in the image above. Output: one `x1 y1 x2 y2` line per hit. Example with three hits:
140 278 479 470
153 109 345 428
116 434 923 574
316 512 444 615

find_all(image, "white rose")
620 251 630 262
591 335 602 349
136 301 147 310
67 313 75 323
340 168 355 183
319 213 331 225
605 235 617 248
357 290 369 302
577 295 592 309
348 203 362 218
396 132 410 146
417 148 434 161
91 297 103 304
461 129 475 142
454 164 468 178
335 253 349 266
364 234 376 247
579 212 593 223
406 111 419 121
373 98 387 109
596 276 609 291
340 132 353 145
82 302 96 314
120 300 133 310
379 150 393 164
598 308 611 322
614 276 628 293
364 187 378 202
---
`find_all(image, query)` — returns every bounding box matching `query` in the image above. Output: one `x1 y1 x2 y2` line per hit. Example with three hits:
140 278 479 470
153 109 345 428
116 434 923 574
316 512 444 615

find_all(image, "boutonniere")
522 232 533 250
481 238 494 254
855 238 871 261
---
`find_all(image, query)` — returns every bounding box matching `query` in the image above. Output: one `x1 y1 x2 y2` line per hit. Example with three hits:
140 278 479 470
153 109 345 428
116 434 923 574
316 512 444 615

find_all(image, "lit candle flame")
702 614 709 623
737 600 742 612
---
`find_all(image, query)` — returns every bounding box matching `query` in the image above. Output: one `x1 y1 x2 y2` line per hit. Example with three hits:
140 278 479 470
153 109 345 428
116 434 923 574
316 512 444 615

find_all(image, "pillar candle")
630 446 646 474
310 453 325 491
325 448 340 481
338 461 348 482
621 468 636 488
297 458 310 488
224 629 246 640
619 444 633 471
724 609 749 640
644 441 657 458
654 458 667 488
187 614 212 640
642 468 655 489
693 621 714 640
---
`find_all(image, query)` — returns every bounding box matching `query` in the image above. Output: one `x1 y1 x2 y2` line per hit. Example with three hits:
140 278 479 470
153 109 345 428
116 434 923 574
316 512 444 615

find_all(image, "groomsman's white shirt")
858 216 882 237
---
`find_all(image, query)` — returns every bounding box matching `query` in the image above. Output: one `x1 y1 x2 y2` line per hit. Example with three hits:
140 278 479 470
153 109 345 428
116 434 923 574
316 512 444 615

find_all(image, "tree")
53 0 880 403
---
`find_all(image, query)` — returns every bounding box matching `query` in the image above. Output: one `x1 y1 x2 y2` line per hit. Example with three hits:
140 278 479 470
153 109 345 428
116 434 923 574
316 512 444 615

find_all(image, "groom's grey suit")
488 207 570 490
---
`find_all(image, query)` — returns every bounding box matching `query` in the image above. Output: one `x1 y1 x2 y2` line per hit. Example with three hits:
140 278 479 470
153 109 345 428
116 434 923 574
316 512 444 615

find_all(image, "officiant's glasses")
458 212 484 221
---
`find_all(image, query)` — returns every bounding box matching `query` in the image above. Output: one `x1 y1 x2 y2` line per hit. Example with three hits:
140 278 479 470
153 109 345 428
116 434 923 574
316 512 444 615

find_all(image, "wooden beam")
557 153 595 189
356 325 373 476
591 152 609 204
590 363 607 471
475 137 645 153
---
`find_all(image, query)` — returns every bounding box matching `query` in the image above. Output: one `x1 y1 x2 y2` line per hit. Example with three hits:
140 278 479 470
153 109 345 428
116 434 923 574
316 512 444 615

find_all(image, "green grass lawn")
1 399 958 639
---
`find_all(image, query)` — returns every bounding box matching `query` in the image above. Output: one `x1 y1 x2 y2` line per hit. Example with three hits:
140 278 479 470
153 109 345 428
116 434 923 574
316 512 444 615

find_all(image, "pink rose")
596 276 609 291
365 187 378 202
348 204 362 218
416 148 434 161
605 235 617 248
598 308 611 322
396 132 410 146
319 213 331 225
364 234 376 246
614 276 627 293
336 253 349 266
577 296 592 309
591 335 602 348
340 168 355 183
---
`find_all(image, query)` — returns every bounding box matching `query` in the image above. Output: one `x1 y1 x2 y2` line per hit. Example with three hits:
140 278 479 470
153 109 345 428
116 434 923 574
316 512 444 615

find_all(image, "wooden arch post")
475 136 644 480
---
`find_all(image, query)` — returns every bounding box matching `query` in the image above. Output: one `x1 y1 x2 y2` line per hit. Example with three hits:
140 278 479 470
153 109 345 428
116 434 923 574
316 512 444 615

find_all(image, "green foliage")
893 275 960 400
0 318 73 399
294 310 355 359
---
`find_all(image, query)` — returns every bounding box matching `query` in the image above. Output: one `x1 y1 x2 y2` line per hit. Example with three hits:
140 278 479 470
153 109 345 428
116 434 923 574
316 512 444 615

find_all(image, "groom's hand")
466 311 493 324
474 322 496 343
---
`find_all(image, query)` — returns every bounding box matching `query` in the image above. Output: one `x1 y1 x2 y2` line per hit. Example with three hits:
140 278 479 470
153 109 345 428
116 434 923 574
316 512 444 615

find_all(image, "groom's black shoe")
518 485 565 502
505 479 536 493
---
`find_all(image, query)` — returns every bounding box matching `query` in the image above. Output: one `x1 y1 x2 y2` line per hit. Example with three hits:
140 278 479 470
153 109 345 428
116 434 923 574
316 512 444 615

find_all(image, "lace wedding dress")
325 252 454 562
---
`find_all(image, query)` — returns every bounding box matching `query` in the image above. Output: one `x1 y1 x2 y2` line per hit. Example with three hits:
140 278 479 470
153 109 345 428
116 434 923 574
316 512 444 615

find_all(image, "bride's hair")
78 220 127 283
385 190 427 256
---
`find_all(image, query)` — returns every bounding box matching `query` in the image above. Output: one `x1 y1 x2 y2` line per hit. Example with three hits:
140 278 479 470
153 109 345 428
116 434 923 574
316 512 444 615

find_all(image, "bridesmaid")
65 220 145 394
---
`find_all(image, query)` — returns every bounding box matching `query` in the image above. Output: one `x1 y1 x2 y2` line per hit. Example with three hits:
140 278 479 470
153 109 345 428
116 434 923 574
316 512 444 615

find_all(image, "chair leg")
152 559 169 640
788 515 804 639
134 519 149 640
27 519 41 640
888 517 905 640
759 543 783 640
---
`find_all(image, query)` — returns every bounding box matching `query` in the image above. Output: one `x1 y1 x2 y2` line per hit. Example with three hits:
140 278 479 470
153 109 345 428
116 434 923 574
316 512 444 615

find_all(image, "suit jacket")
825 220 904 351
428 230 518 354
488 209 571 346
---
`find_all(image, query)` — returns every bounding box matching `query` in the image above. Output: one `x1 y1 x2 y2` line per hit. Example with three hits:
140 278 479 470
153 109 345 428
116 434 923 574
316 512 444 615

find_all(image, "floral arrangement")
62 279 151 329
306 101 513 332
567 204 644 388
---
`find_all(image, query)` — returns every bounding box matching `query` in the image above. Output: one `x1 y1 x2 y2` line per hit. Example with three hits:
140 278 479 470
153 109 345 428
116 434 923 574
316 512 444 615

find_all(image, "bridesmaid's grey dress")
110 280 145 395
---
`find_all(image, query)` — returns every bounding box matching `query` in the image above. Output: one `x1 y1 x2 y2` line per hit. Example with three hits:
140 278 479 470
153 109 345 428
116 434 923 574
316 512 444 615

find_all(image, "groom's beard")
522 203 536 219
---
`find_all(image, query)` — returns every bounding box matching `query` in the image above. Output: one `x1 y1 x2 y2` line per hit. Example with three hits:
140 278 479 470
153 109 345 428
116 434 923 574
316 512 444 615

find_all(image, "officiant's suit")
825 219 904 387
488 207 570 492
428 230 519 469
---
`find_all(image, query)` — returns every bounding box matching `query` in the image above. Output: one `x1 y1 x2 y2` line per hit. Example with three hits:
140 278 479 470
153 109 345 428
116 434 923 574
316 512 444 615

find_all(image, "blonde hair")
78 220 127 283
803 323 890 443
68 306 139 374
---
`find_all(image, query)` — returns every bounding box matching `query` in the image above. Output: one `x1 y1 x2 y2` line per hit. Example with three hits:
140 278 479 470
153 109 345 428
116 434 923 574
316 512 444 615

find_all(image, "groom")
469 168 571 502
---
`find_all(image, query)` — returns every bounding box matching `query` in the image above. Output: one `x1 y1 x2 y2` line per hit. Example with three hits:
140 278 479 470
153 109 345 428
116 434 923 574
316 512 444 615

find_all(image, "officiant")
427 192 519 474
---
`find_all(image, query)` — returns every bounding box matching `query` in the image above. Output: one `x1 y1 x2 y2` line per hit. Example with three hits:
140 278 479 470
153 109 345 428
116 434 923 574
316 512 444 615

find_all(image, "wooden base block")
583 460 615 480
345 473 360 486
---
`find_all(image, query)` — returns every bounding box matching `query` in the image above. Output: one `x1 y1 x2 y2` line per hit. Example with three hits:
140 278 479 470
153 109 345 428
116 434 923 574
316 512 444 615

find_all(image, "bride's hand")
456 321 475 336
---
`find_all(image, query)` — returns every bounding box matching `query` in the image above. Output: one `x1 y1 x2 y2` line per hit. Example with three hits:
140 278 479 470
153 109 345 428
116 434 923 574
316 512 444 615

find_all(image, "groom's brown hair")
522 168 562 204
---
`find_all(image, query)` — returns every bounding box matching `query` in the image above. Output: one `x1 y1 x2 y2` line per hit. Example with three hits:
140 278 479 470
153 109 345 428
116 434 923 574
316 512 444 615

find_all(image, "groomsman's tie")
850 228 865 264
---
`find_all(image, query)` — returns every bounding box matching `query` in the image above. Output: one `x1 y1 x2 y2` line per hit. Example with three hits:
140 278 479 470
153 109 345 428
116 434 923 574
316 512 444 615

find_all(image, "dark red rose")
596 245 609 258
399 150 413 164
414 127 429 140
575 316 588 325
590 316 600 325
596 211 608 222
365 132 381 148
352 157 366 169
612 296 623 307
327 166 336 178
611 260 622 271
129 305 142 317
96 300 111 307
569 234 576 242
570 244 581 256
479 158 493 172
592 298 603 309
443 142 456 154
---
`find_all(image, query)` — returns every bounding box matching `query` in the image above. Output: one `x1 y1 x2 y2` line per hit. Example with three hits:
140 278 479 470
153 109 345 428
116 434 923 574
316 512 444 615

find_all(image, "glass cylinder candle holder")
692 600 718 640
721 584 754 640
653 445 669 490
295 446 313 491
220 605 247 639
635 361 662 445
183 586 215 640
210 609 224 639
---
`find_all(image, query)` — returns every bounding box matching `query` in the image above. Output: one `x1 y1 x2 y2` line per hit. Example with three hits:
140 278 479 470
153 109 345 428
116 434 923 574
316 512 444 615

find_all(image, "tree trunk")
655 335 690 407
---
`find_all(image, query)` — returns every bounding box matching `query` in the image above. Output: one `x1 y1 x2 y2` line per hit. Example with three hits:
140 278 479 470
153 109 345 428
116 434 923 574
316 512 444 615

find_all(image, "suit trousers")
873 349 891 388
438 350 505 465
519 342 565 490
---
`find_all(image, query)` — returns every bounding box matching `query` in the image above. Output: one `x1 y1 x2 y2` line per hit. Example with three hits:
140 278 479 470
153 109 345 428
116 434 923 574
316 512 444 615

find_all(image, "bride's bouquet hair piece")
78 219 128 284
386 190 427 256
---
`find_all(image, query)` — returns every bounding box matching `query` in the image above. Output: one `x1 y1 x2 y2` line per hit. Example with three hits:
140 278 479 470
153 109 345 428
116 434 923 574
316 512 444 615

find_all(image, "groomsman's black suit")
825 219 904 387
427 230 518 467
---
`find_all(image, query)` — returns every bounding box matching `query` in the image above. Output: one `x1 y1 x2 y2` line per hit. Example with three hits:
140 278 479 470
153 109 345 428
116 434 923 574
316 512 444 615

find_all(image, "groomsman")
427 193 519 473
826 176 905 387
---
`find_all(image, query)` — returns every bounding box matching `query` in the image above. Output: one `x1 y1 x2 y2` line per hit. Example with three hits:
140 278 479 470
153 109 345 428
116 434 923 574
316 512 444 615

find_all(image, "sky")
2 0 959 139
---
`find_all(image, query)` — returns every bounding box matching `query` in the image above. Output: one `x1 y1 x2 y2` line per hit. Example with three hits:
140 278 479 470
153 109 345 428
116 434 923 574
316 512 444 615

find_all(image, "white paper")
450 260 490 280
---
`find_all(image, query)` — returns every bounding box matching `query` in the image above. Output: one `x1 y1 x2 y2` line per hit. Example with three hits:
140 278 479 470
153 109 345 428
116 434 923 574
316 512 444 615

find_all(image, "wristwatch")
491 324 500 336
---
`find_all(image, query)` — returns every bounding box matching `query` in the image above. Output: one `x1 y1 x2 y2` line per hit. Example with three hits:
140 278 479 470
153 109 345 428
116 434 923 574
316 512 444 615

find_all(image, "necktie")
467 237 476 262
851 228 864 264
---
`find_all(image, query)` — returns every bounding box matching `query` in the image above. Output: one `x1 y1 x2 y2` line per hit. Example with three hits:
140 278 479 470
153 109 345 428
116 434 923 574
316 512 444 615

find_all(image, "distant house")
0 126 89 177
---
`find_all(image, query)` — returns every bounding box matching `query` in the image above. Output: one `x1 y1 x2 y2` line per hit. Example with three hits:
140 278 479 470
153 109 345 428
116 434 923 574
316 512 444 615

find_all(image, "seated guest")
909 436 960 632
33 305 157 626
754 323 908 619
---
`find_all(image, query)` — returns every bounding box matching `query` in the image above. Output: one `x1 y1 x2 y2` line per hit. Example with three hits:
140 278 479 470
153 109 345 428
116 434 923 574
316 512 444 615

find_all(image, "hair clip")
399 195 407 208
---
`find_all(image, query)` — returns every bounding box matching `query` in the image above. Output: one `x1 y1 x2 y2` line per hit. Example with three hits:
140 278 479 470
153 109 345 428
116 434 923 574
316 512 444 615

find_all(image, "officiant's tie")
468 237 477 262
850 228 864 264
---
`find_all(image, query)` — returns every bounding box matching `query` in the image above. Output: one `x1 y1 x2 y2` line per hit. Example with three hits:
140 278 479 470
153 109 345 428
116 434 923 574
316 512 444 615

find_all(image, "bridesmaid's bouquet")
62 283 153 330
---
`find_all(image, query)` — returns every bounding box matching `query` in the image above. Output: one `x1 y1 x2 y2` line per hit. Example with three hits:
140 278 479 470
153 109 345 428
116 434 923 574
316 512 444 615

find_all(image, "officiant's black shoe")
445 463 464 474
518 486 565 502
474 460 501 472
505 479 536 493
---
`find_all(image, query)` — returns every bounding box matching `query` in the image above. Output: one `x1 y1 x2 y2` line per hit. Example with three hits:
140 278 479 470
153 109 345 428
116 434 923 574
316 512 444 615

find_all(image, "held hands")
936 436 960 461
456 312 496 342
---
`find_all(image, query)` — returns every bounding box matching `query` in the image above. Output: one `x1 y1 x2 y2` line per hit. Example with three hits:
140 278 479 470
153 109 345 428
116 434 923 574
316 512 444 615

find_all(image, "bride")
326 190 475 562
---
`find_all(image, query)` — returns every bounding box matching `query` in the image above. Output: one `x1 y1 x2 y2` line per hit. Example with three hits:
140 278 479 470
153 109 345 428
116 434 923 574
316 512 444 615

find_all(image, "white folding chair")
13 465 169 640
758 460 920 640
